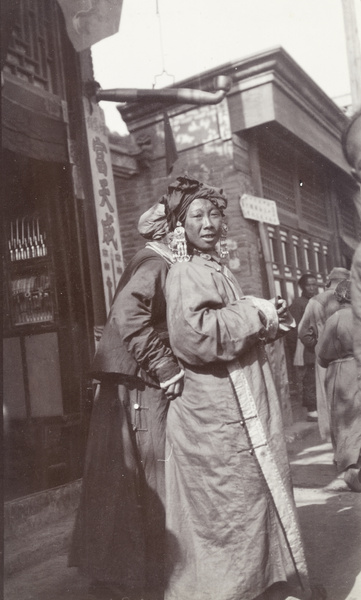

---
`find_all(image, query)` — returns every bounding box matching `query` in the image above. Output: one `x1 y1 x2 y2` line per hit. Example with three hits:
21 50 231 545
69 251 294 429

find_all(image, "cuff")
160 369 185 388
156 357 182 384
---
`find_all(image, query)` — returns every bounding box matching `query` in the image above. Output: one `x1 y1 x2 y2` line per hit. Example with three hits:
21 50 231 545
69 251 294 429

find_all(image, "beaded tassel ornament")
169 221 190 262
219 222 229 258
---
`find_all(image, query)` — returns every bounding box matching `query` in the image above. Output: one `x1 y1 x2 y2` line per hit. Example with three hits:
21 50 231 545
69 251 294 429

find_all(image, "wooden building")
2 0 123 501
2 8 359 505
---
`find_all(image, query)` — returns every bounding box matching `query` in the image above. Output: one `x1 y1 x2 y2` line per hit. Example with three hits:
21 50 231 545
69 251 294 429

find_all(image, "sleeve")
114 257 181 383
351 243 361 389
298 299 319 349
166 262 277 365
317 313 339 368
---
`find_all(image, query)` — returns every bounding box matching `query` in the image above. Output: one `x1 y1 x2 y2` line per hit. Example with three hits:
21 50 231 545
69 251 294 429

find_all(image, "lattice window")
4 0 65 96
267 225 330 304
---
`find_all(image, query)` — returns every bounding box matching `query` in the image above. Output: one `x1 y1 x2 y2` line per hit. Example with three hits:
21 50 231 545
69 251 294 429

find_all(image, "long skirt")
69 378 169 592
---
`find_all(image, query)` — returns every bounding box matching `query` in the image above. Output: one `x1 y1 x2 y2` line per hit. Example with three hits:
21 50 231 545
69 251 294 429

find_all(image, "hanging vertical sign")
83 99 124 314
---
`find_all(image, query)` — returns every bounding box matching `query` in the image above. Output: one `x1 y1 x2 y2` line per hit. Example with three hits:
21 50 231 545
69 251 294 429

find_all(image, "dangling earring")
169 221 190 262
219 223 229 259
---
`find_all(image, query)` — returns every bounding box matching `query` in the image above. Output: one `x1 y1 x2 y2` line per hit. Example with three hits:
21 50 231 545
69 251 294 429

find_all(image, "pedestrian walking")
69 203 183 600
287 273 318 421
298 267 350 440
317 280 361 492
161 175 318 600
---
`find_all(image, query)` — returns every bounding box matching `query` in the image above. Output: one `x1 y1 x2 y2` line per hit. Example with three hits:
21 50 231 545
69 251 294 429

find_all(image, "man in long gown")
287 273 318 421
317 280 361 491
298 267 350 441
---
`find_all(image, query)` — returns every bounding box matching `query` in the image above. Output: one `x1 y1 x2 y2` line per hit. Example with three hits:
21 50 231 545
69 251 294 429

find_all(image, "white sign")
83 99 124 314
240 194 280 225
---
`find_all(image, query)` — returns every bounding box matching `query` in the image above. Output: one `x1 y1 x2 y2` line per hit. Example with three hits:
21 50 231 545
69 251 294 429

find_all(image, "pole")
341 0 361 109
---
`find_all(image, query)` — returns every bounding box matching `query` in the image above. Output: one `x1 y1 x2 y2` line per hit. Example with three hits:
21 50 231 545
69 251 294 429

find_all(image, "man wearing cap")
298 267 351 441
287 272 318 421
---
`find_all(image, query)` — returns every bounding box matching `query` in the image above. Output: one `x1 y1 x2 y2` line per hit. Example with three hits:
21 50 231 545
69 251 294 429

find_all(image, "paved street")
289 429 361 600
4 425 361 600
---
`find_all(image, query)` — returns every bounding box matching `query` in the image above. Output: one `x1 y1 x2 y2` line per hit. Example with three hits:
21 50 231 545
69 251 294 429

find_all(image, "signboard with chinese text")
240 194 280 225
83 99 124 314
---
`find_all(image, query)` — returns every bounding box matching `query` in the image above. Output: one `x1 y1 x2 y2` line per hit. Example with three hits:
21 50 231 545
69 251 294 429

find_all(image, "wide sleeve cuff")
156 357 183 384
160 369 185 388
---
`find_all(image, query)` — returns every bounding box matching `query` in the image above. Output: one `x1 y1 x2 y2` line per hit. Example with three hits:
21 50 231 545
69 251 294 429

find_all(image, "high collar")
192 248 221 263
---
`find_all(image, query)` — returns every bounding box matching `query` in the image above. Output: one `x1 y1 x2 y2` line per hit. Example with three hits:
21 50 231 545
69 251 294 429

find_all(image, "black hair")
298 272 317 289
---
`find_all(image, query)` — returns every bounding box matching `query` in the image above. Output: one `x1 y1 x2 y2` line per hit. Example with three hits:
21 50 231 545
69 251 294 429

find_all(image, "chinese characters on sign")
240 194 280 225
84 100 124 314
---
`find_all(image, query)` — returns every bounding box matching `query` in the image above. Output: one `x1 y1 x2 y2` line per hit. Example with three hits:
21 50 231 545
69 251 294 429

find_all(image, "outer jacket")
164 254 308 600
92 247 180 385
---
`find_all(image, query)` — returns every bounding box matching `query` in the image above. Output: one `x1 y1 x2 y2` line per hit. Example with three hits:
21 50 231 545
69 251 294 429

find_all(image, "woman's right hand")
164 379 183 400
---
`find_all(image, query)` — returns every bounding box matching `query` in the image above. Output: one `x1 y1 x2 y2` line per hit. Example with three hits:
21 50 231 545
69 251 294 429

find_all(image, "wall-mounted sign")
240 194 280 225
83 99 124 314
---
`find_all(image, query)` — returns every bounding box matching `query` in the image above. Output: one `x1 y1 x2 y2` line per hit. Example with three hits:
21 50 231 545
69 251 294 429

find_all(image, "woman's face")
184 198 223 252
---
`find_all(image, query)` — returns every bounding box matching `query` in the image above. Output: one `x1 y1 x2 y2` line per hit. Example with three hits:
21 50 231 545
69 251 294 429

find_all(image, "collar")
192 248 221 263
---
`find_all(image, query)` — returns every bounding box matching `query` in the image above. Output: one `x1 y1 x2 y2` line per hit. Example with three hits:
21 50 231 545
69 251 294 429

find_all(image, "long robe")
317 305 361 472
298 290 341 440
164 253 309 600
69 246 179 593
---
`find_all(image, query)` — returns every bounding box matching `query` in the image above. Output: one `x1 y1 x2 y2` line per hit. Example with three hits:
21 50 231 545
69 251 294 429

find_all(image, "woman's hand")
271 296 288 319
164 379 183 400
269 296 296 334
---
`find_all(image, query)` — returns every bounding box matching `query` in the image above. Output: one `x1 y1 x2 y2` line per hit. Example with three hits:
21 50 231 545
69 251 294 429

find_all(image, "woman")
317 279 361 492
162 176 312 600
69 203 183 600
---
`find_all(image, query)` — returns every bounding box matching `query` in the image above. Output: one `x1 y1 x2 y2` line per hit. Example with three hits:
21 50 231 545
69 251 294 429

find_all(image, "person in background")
161 175 324 600
317 280 361 492
341 108 361 393
287 273 318 422
298 267 350 441
69 203 182 600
